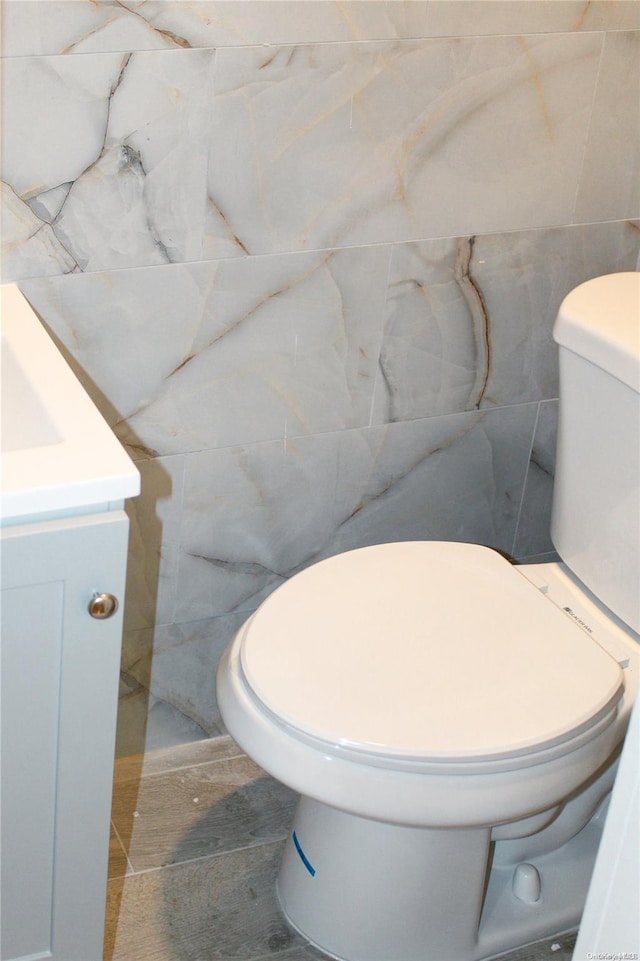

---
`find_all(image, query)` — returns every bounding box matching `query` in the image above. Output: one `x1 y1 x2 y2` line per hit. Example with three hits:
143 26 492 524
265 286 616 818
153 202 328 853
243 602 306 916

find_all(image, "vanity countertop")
1 284 139 525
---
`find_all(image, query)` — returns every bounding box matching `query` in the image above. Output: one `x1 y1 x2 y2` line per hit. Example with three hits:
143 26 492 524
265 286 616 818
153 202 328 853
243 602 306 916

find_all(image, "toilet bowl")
217 543 638 961
219 541 630 826
216 272 640 961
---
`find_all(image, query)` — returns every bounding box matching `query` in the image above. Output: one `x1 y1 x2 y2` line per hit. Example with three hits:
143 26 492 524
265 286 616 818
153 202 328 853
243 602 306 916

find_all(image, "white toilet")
216 272 640 961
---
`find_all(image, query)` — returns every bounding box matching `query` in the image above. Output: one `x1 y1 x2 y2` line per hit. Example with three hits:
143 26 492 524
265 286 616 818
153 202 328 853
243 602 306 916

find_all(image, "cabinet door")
1 511 129 961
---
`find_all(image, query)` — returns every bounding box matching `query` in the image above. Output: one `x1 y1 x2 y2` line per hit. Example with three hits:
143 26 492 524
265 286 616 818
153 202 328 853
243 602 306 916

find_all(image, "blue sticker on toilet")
292 831 316 876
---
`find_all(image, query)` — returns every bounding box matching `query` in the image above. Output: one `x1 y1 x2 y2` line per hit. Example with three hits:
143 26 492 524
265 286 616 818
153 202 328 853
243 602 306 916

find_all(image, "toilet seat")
239 542 623 768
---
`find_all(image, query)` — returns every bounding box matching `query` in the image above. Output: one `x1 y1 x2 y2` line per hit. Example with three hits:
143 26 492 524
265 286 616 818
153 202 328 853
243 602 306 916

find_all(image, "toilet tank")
551 272 640 634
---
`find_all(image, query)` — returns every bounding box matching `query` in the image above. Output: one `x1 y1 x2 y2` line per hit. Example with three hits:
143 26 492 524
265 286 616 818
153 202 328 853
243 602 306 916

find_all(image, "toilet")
216 272 640 961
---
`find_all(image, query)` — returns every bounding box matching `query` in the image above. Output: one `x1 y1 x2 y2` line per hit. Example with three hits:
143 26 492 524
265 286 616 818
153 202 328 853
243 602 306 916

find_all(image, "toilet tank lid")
554 272 640 392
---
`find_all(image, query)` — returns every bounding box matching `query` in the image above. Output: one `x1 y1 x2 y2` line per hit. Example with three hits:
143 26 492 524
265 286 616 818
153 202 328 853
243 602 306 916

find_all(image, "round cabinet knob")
88 593 119 619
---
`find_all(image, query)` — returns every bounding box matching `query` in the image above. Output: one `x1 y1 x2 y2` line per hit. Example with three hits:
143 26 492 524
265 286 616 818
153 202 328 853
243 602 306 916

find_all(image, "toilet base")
277 797 604 961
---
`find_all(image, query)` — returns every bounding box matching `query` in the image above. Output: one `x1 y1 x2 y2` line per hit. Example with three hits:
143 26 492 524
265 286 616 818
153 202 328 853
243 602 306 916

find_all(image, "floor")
104 736 578 961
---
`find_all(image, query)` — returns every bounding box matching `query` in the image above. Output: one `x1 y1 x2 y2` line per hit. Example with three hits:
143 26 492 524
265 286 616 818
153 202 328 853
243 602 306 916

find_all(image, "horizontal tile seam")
5 26 637 62
113 749 248 785
124 399 561 466
11 218 639 286
119 836 288 879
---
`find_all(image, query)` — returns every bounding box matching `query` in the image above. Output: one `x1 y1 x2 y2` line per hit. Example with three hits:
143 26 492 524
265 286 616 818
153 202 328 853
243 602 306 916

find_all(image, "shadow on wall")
25 299 170 757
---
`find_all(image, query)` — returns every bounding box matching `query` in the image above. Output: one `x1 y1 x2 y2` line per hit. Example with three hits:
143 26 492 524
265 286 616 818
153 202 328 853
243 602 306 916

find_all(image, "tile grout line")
139 750 247 781
114 740 247 783
112 835 290 881
110 819 136 877
106 749 579 961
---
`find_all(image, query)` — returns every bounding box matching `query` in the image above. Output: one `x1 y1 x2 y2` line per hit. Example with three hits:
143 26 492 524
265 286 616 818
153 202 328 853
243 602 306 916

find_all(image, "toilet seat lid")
239 542 624 763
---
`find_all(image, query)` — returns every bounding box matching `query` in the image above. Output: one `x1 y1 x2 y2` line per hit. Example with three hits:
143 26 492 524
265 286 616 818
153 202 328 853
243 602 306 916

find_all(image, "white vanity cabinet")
1 510 130 961
0 284 140 961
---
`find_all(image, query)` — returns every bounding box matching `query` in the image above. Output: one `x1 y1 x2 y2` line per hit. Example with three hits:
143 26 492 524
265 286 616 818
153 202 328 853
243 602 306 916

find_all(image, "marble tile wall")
2 1 639 742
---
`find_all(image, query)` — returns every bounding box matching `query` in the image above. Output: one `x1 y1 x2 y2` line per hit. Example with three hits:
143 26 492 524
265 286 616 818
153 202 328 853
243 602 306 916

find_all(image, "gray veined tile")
143 1 431 48
0 182 78 283
0 0 178 57
1 53 129 200
115 673 154 760
207 32 602 256
123 454 185 633
4 0 637 60
372 221 640 425
19 247 390 457
174 405 538 623
1 0 432 58
122 614 249 736
375 236 492 421
314 406 540 561
110 247 390 455
426 1 640 37
141 697 209 755
1 49 215 281
512 400 558 561
18 267 211 453
574 30 640 223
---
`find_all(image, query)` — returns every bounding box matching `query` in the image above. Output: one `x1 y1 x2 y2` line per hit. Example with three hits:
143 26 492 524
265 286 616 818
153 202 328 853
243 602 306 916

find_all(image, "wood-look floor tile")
111 755 298 873
105 835 577 961
496 932 577 961
108 823 132 880
105 840 318 961
113 736 244 784
106 745 578 961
